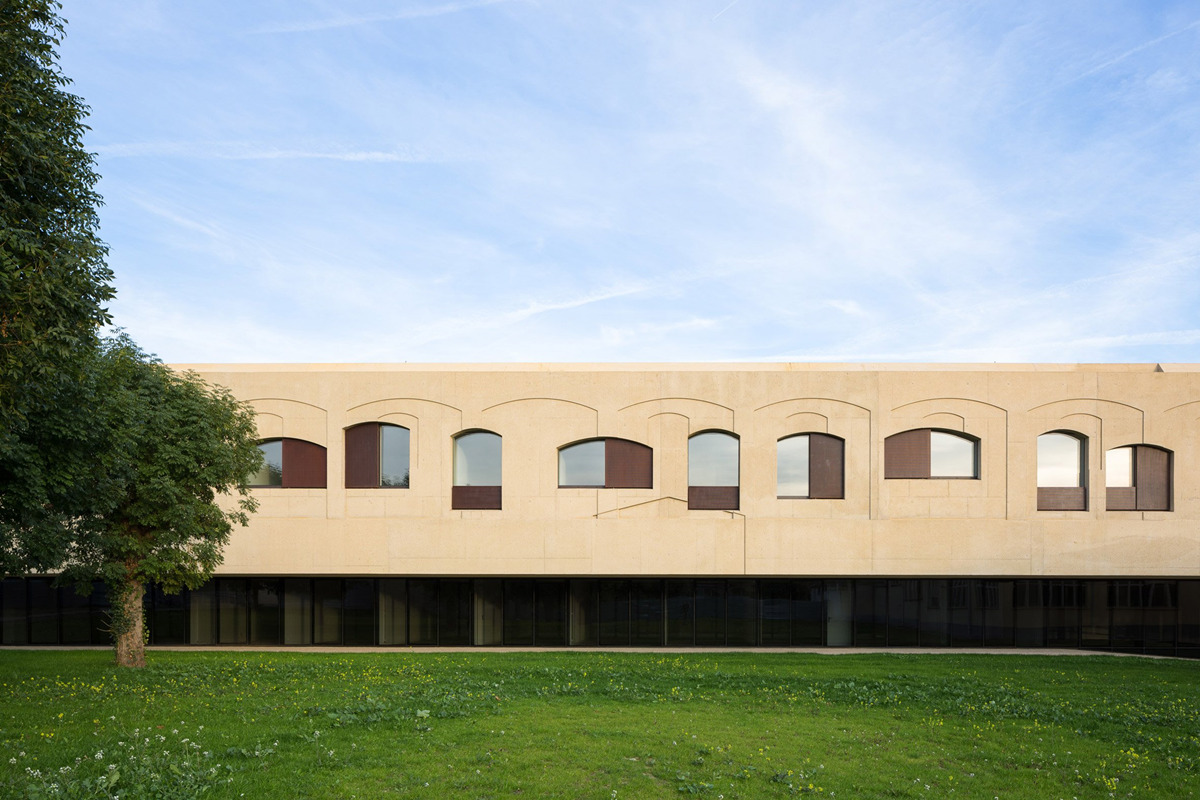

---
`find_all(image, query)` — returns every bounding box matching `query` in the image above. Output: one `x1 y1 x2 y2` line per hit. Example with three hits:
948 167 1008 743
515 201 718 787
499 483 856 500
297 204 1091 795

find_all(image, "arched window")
1106 444 1172 511
558 438 652 489
688 431 739 509
885 429 978 479
777 433 844 499
452 431 502 509
1037 431 1086 510
345 423 410 488
250 438 326 488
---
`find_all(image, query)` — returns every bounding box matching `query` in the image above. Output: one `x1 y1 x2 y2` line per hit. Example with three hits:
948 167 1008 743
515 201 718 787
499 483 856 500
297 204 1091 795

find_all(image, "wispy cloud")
94 141 435 162
64 0 1200 364
601 317 720 348
252 0 519 34
1056 17 1200 90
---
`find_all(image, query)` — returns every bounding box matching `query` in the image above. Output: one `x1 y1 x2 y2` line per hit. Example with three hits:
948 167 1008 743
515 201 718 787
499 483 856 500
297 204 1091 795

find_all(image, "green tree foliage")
62 336 262 667
0 5 260 667
1 1 116 559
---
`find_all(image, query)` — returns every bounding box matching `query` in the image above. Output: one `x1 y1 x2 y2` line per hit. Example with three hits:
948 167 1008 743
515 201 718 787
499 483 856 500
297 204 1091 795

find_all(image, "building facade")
4 363 1199 655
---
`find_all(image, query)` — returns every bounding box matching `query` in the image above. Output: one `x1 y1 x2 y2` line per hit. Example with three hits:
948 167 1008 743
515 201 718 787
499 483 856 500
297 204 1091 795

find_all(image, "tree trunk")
114 577 146 668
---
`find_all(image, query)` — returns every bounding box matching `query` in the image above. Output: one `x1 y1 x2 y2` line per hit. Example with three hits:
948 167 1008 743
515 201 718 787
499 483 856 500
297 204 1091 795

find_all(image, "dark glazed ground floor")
3 576 1198 658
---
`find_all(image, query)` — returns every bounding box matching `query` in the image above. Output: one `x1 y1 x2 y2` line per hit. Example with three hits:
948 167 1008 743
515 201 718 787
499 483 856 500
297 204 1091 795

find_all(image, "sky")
56 0 1200 363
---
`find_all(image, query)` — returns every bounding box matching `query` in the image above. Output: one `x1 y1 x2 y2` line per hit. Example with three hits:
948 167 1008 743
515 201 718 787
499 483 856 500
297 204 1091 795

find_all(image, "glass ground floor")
3 576 1198 658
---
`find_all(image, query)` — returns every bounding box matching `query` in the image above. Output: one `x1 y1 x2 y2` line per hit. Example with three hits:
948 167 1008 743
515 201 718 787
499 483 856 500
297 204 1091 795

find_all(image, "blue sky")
58 1 1200 363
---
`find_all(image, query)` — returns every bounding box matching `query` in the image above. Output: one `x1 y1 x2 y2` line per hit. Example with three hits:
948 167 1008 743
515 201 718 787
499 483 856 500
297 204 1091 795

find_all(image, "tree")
59 336 262 667
0 4 259 667
1 0 116 563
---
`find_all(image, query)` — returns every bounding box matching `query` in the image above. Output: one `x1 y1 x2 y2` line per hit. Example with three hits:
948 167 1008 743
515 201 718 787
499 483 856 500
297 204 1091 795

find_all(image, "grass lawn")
1 650 1197 799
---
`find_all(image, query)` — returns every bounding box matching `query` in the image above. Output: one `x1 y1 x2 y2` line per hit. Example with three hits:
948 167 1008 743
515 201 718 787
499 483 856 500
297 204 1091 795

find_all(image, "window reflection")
777 435 810 497
688 432 739 486
454 432 501 486
251 440 283 486
558 440 605 487
1038 432 1083 487
929 431 976 478
1106 446 1133 488
380 424 410 487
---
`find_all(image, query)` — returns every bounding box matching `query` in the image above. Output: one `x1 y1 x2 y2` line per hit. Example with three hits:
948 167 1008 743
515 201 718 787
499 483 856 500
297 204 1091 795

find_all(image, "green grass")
1 650 1198 799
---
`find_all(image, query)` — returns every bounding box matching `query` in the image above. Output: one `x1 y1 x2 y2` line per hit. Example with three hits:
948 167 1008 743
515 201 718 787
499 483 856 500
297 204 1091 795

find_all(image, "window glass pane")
29 578 57 644
504 580 535 645
407 580 437 645
630 580 663 646
535 580 568 645
147 585 185 645
777 435 810 496
380 425 410 487
598 580 629 646
283 578 312 645
313 579 341 645
252 440 283 486
474 579 503 646
343 579 375 646
189 583 216 645
453 432 501 486
217 579 247 645
929 431 975 478
1106 446 1133 488
2 579 27 645
688 432 738 486
727 580 757 646
665 579 694 646
568 579 598 646
439 580 472 646
249 579 280 645
559 440 605 486
694 580 726 646
1038 433 1082 487
378 578 407 645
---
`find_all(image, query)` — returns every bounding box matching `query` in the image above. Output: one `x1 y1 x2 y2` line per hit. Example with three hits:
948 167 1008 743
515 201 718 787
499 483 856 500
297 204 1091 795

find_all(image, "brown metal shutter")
688 486 739 510
452 486 502 510
1107 487 1137 511
885 429 930 479
344 423 380 488
1136 446 1171 511
605 439 653 489
282 438 327 488
1038 487 1086 511
808 433 844 499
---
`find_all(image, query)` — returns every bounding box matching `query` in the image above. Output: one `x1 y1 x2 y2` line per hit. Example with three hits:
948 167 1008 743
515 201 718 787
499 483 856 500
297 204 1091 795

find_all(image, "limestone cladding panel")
180 364 1200 578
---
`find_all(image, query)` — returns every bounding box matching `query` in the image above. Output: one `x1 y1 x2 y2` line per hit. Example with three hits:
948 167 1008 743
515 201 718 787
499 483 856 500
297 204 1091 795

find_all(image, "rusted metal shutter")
282 438 327 488
1136 446 1171 511
1107 487 1137 511
688 486 739 510
884 429 930 479
808 433 844 499
452 486 502 510
1038 487 1086 511
344 423 380 488
605 439 653 489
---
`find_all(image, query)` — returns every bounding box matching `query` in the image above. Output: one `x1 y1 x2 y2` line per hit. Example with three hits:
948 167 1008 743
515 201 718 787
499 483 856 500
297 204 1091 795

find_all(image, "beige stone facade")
181 362 1200 581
